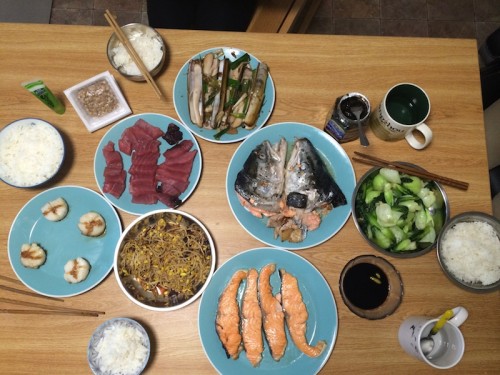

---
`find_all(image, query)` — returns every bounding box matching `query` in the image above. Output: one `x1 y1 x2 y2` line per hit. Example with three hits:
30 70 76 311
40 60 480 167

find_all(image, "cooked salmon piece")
216 269 248 360
280 269 326 357
258 263 287 361
241 268 264 367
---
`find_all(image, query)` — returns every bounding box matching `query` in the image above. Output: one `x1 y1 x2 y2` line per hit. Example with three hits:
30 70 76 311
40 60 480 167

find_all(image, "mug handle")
405 123 433 150
449 306 469 327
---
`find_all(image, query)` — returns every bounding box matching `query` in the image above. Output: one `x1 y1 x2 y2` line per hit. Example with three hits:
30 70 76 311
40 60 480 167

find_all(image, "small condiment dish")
437 211 500 292
64 71 131 132
107 23 166 82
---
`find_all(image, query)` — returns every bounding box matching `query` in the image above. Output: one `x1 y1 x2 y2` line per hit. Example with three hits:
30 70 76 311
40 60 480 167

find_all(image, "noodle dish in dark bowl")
114 209 216 311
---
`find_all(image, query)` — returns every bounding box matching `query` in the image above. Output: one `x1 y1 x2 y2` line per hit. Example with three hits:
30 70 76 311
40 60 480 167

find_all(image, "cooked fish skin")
284 138 346 210
216 269 248 360
241 268 264 367
235 138 287 213
258 263 287 361
280 269 326 358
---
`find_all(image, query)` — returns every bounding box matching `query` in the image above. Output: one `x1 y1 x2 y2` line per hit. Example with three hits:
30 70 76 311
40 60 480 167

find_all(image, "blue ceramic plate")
226 122 356 250
94 113 202 215
198 247 337 374
8 186 122 297
173 47 275 144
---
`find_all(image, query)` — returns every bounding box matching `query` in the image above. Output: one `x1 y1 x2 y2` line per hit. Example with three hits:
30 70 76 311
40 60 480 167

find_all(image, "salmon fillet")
280 269 326 357
241 268 264 367
216 269 248 359
258 263 287 361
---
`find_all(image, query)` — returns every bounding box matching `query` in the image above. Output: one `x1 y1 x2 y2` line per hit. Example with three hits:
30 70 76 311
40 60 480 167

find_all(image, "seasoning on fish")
241 268 264 367
216 270 248 360
258 263 287 361
41 197 68 221
280 269 326 358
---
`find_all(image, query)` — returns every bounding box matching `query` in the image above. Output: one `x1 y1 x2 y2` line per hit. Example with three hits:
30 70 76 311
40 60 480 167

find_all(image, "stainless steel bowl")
352 165 450 258
437 211 500 292
107 23 166 82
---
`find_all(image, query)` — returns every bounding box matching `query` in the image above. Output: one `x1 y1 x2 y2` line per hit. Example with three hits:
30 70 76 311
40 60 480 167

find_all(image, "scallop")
41 197 68 221
78 211 106 237
20 243 47 268
64 257 90 283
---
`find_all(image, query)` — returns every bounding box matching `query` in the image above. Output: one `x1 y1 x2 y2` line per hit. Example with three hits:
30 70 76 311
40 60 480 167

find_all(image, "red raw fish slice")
163 139 194 159
102 141 126 199
157 193 181 208
158 179 190 196
134 118 165 140
163 149 197 166
156 166 191 183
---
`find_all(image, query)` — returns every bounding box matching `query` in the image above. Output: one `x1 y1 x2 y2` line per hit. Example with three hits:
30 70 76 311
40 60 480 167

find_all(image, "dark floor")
50 0 500 48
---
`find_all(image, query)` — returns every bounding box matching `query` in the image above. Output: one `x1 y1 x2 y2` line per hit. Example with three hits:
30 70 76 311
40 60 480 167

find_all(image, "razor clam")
243 62 268 130
188 59 203 127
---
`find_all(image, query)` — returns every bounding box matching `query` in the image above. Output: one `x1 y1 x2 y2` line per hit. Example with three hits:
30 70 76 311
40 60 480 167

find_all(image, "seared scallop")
41 197 68 221
64 257 90 283
20 243 47 268
78 212 106 237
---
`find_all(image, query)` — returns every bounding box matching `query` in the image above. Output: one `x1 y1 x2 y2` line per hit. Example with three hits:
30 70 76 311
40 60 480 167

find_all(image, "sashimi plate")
198 247 337 374
8 186 122 297
94 113 202 215
173 47 275 144
226 122 356 250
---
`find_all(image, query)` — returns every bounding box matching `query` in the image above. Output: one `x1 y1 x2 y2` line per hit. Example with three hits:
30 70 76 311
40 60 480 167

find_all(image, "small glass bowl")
339 254 404 320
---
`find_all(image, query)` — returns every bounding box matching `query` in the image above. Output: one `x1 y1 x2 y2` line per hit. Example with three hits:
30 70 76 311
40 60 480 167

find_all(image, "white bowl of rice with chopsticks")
437 211 500 292
114 209 216 311
0 118 65 188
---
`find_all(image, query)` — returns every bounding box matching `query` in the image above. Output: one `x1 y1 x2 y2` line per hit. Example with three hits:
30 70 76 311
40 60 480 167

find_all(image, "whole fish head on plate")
284 138 347 211
235 138 287 215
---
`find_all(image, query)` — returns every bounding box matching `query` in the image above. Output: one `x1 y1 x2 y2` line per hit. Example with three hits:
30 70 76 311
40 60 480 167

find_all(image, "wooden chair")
246 0 322 33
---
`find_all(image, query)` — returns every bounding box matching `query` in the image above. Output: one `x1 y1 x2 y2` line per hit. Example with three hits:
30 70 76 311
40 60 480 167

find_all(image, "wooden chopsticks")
104 9 163 99
0 276 105 317
0 297 105 317
352 151 469 191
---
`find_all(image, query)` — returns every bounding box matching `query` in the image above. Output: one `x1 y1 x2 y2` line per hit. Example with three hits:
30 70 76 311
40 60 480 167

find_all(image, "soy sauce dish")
0 118 64 188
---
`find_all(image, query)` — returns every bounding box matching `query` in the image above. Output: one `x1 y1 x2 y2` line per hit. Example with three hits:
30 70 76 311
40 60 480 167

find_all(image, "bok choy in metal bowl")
352 165 449 258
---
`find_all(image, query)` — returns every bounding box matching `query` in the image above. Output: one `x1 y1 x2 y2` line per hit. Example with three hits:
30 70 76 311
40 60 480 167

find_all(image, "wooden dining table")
0 22 498 374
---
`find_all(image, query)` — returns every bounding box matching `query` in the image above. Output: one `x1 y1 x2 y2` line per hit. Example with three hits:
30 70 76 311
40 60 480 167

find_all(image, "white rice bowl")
0 118 64 187
437 211 500 292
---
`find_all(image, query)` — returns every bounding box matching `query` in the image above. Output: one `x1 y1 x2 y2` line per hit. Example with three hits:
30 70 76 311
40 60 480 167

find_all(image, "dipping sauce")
342 262 389 309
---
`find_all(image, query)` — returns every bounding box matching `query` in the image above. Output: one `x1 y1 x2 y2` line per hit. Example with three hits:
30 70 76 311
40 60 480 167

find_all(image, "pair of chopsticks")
0 276 105 317
104 9 163 99
352 151 469 191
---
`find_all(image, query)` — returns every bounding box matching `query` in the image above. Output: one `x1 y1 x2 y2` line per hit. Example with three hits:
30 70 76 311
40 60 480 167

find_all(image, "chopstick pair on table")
104 9 164 99
0 275 105 317
352 151 469 191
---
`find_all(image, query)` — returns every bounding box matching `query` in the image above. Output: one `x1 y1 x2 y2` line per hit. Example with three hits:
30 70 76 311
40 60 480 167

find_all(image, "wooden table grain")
0 23 497 374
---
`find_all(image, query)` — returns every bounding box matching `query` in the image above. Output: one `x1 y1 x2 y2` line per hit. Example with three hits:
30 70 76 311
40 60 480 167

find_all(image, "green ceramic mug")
370 83 432 149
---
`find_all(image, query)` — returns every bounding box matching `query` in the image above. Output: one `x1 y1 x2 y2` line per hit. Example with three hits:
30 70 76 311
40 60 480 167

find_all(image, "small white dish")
64 71 131 132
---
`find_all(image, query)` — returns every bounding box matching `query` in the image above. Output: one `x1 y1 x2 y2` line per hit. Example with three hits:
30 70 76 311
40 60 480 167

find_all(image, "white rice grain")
0 119 64 187
440 221 500 285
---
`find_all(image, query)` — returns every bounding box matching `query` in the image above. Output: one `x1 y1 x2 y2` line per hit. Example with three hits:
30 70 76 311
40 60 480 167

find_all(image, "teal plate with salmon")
198 247 337 374
94 113 202 216
8 186 121 297
173 47 275 144
226 122 356 250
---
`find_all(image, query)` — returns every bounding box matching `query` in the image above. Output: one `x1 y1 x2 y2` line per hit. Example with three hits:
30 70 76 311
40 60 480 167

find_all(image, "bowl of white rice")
437 211 500 292
0 118 65 188
88 317 150 375
107 23 166 82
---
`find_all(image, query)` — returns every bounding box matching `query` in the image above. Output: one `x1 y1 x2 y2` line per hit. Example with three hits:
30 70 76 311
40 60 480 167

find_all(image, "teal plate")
94 113 202 216
173 47 275 144
226 122 356 250
8 186 122 297
198 248 337 374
